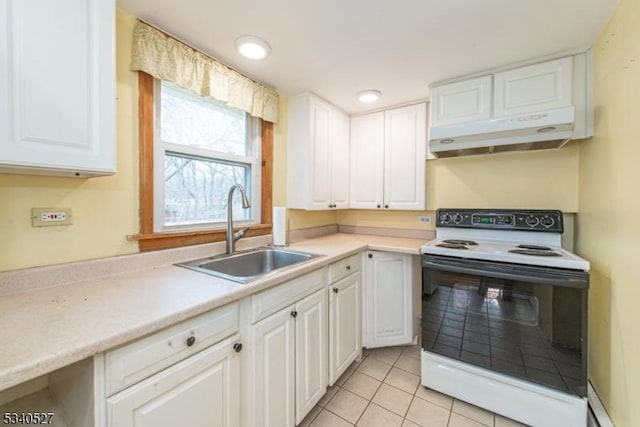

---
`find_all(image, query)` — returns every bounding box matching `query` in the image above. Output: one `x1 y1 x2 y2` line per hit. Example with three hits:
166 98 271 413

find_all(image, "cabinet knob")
376 204 381 209
384 204 389 209
333 288 339 294
186 336 196 347
368 253 373 258
291 310 298 318
346 265 351 270
233 342 243 353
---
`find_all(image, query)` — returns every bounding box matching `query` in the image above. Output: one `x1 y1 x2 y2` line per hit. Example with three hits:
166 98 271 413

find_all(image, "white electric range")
420 209 590 427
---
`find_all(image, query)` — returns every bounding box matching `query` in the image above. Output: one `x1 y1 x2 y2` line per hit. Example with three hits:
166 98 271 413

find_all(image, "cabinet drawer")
330 253 361 283
251 268 326 323
105 302 239 396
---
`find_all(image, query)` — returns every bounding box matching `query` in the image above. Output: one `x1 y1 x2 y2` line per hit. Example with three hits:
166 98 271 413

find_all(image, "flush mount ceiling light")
235 35 271 60
357 90 381 103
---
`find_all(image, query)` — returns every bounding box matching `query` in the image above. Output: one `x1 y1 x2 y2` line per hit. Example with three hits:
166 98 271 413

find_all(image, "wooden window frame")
131 72 273 251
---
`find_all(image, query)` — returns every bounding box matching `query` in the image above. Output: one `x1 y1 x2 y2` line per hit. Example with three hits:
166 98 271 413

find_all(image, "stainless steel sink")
176 247 320 283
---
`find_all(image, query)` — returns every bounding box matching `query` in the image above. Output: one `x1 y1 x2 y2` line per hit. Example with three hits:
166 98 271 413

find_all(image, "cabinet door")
429 76 492 127
107 335 241 427
330 109 350 209
329 274 361 385
364 251 413 348
249 306 296 427
295 289 328 424
349 112 385 209
384 103 426 210
309 99 333 210
494 57 573 117
0 0 115 176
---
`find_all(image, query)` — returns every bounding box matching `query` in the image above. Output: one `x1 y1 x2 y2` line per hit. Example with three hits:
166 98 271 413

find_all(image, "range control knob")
440 213 452 224
452 214 463 224
540 216 555 228
525 216 540 227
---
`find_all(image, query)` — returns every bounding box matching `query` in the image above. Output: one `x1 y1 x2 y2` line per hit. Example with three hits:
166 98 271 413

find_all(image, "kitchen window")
157 81 261 230
134 72 274 251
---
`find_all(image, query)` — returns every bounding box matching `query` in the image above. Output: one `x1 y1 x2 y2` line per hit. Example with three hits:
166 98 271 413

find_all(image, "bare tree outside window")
158 82 257 228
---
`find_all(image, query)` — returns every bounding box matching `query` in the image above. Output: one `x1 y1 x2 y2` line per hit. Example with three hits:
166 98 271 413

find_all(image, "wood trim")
131 225 272 252
136 71 274 251
138 72 155 235
261 121 274 227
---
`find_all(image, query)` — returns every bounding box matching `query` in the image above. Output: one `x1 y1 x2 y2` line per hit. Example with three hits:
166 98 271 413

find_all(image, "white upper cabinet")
287 93 350 210
350 103 426 211
329 111 351 208
0 0 116 177
348 112 385 210
493 57 573 117
384 104 427 210
430 76 492 127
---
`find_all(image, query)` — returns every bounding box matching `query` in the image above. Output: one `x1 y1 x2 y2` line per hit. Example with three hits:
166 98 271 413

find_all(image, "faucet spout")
226 184 251 254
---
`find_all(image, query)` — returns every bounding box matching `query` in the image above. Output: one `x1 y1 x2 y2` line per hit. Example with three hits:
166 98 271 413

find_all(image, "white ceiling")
116 0 618 114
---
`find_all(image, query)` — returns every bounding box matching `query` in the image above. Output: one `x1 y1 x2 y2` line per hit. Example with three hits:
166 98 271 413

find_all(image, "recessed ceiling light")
357 90 381 103
235 35 271 60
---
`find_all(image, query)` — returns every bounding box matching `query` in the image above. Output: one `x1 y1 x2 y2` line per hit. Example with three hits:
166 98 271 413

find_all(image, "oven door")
421 254 589 397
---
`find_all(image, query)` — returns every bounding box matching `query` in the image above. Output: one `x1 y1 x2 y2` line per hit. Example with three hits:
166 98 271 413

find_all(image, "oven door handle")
421 255 589 288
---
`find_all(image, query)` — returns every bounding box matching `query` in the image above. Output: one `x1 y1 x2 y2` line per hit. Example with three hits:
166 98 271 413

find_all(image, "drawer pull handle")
368 253 373 258
186 336 196 347
333 288 339 294
346 265 351 270
233 342 243 353
291 310 298 318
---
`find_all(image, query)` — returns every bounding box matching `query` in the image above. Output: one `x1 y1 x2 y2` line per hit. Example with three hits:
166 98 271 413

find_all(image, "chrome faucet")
226 184 251 254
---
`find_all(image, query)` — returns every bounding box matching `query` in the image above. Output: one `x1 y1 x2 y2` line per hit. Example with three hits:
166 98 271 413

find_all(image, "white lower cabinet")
249 304 295 427
94 250 413 427
295 289 329 422
328 254 362 385
106 335 241 427
98 303 242 427
364 251 413 348
248 270 328 427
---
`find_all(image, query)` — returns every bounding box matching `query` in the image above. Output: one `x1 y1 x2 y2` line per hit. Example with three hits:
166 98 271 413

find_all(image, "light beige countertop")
0 233 427 392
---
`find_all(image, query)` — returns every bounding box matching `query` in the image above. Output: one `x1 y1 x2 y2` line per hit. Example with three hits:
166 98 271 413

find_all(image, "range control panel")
436 209 563 233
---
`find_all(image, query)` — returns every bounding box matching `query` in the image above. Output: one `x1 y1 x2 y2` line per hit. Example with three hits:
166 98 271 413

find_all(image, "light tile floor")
299 345 529 427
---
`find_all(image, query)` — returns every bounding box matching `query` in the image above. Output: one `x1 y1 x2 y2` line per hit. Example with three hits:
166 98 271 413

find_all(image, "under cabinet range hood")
428 106 576 158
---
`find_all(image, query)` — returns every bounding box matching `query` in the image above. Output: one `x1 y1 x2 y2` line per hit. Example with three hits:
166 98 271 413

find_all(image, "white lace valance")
131 21 279 123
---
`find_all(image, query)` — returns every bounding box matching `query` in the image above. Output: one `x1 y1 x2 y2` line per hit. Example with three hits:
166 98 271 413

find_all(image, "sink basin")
177 247 319 283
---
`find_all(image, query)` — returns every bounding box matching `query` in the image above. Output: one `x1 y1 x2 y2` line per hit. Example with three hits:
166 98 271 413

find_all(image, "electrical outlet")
418 216 432 224
32 208 73 227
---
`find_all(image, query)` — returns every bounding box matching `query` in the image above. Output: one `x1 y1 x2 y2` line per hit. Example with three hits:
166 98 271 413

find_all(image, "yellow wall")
0 10 139 272
427 145 579 211
337 209 434 230
577 0 640 424
0 9 595 281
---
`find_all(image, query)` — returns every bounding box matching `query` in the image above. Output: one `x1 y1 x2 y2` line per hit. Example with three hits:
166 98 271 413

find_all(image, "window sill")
129 224 272 251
